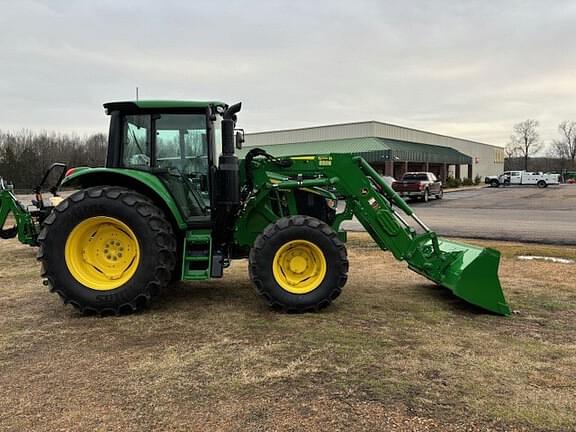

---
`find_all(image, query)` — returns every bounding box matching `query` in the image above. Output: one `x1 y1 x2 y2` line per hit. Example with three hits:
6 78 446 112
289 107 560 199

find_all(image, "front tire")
490 179 499 188
37 186 177 314
249 216 348 312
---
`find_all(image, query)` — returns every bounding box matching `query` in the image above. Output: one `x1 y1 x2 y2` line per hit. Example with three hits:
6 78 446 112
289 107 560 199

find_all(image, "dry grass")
0 234 575 431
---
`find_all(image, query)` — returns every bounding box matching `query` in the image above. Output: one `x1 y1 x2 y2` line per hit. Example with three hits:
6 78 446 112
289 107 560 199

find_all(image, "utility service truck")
486 171 560 188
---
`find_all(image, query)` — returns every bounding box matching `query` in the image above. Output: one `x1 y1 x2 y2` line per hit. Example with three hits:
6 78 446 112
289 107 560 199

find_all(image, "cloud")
0 0 575 146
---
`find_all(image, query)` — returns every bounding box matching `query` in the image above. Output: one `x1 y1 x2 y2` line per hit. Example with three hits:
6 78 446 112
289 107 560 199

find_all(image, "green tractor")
0 100 510 315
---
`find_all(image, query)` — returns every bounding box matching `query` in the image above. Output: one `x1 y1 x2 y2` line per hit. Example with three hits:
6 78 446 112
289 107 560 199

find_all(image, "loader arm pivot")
237 152 511 315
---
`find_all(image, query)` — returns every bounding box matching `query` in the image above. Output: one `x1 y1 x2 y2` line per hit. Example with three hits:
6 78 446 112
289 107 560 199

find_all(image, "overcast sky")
1 0 575 147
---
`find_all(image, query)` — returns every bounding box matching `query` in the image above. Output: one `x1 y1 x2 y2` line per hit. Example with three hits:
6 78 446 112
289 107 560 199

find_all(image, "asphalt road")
342 184 576 245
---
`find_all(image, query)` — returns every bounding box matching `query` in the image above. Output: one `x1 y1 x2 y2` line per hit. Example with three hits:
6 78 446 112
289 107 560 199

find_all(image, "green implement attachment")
1 164 68 246
0 186 37 245
409 238 510 315
237 152 511 315
357 158 510 315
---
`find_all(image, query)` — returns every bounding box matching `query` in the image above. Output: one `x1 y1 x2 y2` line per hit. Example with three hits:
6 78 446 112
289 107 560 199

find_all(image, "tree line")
0 130 107 190
504 156 576 173
506 120 576 170
2 120 574 190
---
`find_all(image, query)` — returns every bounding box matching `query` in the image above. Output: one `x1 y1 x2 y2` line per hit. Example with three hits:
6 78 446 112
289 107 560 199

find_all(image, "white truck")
485 171 560 188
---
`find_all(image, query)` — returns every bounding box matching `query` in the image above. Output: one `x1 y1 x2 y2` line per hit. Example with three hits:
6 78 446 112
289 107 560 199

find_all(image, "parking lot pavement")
342 184 576 245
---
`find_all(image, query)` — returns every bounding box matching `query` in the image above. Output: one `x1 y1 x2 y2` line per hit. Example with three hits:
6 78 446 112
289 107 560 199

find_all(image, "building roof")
239 137 472 165
245 120 502 152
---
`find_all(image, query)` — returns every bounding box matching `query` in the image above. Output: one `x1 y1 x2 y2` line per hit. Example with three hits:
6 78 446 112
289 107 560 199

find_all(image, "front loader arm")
240 154 435 261
238 153 510 315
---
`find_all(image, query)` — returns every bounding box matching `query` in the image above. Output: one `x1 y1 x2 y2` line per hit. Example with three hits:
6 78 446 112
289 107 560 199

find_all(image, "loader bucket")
415 238 511 315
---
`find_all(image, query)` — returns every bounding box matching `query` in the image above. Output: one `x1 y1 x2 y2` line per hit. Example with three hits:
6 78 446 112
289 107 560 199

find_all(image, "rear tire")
537 180 547 188
249 216 348 313
435 188 443 200
37 186 177 314
422 188 429 202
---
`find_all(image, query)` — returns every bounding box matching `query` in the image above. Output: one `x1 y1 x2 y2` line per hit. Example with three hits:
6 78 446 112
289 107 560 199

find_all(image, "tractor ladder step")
181 231 212 281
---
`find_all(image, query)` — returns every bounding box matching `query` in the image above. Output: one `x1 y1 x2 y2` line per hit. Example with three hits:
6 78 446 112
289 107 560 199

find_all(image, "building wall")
245 121 505 178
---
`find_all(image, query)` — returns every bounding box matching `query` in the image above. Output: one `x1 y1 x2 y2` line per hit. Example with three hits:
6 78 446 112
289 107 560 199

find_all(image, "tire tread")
249 215 348 313
37 186 177 315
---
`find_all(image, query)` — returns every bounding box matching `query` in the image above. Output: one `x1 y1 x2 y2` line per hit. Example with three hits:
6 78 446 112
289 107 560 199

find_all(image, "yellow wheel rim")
272 240 327 294
64 216 140 291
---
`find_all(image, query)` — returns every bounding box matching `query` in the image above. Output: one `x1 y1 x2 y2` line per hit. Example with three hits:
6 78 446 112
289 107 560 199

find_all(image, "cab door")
509 171 522 185
153 113 212 224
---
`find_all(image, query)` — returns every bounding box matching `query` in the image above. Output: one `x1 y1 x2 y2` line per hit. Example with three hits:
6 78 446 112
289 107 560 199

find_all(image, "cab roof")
103 100 227 113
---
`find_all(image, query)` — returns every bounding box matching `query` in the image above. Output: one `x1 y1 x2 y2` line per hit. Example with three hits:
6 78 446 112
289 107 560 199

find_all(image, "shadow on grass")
417 283 500 316
155 279 259 310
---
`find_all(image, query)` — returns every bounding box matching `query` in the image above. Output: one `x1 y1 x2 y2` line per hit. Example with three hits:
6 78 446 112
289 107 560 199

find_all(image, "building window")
494 149 505 163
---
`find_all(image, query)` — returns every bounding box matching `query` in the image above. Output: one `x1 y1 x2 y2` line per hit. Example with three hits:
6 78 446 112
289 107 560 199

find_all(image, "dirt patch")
0 235 574 431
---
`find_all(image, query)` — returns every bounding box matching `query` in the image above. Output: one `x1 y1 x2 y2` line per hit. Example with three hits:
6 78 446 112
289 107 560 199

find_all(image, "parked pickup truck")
485 171 560 188
392 172 443 202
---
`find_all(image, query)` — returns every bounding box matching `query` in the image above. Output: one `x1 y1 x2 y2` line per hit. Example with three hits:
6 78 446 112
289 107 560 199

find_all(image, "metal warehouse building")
243 121 505 181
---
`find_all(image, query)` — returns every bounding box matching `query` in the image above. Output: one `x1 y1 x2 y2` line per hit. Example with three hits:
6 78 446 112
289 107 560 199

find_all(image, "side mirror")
235 129 245 150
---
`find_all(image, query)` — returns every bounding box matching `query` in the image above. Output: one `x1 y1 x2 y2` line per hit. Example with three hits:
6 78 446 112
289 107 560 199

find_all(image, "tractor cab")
103 101 239 225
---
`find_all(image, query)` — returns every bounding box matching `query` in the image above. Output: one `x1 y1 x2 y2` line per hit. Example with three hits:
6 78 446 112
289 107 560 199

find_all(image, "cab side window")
122 115 151 167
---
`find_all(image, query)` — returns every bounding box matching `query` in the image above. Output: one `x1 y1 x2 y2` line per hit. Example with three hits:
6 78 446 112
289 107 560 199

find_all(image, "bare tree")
550 121 576 161
504 142 520 158
509 119 542 170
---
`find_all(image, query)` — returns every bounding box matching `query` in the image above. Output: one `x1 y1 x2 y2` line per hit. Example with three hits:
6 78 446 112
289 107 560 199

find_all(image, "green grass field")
0 234 574 431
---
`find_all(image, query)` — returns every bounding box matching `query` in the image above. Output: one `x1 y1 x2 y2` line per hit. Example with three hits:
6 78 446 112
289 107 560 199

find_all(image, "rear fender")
61 168 188 231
